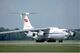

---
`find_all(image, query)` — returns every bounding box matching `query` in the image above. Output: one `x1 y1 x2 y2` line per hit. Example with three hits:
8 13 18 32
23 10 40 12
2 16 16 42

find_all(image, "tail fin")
22 12 33 30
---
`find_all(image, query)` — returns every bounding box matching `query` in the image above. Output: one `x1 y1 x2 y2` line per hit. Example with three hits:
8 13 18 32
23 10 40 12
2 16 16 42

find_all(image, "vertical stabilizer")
22 12 33 30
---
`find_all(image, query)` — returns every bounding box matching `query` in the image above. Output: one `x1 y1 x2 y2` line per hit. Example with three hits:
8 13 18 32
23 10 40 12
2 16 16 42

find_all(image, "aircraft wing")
0 28 49 34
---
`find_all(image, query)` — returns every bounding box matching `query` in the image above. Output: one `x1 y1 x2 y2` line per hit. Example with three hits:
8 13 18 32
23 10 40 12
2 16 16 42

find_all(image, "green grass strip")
0 44 79 52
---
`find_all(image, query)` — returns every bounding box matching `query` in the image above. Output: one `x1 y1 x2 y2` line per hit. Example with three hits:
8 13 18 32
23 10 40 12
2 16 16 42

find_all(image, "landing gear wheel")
59 40 63 42
47 39 56 42
36 39 45 42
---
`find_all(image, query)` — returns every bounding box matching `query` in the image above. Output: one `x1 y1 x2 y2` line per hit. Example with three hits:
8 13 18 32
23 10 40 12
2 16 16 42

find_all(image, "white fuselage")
47 27 68 39
26 27 74 40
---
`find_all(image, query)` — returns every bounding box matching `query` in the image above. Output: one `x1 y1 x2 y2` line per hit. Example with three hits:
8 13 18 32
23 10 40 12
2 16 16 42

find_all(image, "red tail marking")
24 19 28 22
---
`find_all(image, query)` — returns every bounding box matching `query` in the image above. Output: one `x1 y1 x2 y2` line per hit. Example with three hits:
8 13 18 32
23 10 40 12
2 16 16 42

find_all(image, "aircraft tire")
36 39 45 42
47 39 56 42
58 40 63 42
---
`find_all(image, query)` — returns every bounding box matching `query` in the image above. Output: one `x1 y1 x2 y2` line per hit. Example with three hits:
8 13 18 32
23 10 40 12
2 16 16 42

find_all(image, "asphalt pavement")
0 40 80 44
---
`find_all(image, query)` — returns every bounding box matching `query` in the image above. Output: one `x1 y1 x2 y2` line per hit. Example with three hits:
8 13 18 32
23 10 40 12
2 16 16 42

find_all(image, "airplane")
0 12 76 42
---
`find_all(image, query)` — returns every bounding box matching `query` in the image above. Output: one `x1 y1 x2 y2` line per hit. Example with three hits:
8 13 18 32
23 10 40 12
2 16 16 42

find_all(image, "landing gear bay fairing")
0 12 75 42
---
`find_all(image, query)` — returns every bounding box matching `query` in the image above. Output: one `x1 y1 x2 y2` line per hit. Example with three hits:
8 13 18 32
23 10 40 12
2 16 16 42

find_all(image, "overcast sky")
0 0 79 29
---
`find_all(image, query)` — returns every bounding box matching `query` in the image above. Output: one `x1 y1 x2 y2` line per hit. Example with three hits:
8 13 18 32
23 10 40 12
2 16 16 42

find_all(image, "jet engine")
26 31 38 39
65 30 76 37
37 31 44 36
26 31 33 37
73 32 76 37
69 31 76 37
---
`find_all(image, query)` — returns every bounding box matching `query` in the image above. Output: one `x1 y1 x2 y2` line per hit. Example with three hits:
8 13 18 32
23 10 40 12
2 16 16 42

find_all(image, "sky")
0 0 79 29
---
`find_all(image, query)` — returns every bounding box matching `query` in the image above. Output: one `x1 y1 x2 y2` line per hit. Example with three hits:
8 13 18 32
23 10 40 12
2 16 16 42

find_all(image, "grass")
0 44 79 52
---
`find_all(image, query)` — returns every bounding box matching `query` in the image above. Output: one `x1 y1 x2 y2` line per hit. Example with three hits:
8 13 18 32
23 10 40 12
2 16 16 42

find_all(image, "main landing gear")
58 40 63 42
47 39 56 42
36 39 63 43
36 39 45 42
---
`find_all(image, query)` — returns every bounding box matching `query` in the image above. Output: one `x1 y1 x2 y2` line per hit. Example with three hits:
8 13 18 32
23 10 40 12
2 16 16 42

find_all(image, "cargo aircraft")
0 12 75 42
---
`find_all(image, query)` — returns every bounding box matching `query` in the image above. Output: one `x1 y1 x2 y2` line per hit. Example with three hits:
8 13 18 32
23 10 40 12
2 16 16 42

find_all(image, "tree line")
0 27 80 40
0 27 33 40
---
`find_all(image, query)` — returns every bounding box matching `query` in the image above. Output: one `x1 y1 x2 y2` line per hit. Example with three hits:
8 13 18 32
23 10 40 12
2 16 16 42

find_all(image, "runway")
0 40 79 52
0 40 80 44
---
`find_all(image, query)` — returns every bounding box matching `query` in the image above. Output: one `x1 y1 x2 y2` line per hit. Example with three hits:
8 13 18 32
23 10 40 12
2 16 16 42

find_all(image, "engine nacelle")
32 32 38 39
26 31 38 39
26 31 33 37
64 30 75 37
69 31 75 37
37 31 44 36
